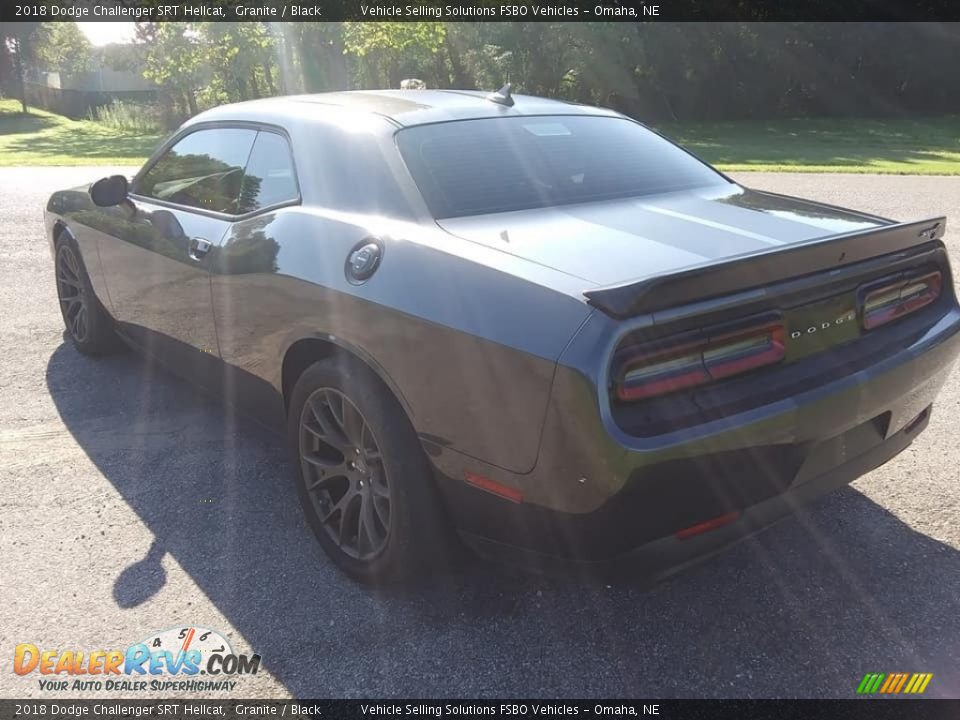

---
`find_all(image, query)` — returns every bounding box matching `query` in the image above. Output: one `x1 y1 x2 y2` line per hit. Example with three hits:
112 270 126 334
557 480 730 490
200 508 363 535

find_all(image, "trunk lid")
436 184 890 288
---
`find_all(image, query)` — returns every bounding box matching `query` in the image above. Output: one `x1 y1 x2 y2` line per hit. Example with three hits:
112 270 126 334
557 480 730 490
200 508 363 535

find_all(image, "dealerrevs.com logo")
13 626 261 693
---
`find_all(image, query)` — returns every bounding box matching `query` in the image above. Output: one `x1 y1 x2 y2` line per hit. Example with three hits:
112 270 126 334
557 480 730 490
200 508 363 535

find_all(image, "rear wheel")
54 235 116 355
287 357 456 583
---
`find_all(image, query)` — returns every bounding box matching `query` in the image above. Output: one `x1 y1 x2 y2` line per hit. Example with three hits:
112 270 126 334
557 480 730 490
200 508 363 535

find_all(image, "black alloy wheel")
56 243 90 345
53 235 117 355
299 388 391 560
287 357 457 583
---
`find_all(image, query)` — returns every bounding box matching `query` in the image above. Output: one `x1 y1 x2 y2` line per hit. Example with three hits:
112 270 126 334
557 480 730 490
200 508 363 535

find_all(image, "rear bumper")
460 402 928 580
434 304 960 575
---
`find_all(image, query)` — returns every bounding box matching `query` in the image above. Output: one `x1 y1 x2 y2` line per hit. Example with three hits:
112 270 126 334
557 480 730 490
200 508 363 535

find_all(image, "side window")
136 128 257 214
237 131 299 214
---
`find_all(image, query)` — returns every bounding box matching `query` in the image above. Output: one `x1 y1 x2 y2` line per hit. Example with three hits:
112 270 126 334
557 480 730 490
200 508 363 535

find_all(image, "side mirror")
90 175 129 207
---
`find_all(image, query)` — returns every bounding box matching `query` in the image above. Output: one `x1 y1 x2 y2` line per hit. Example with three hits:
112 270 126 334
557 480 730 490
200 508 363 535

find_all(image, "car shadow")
46 341 960 698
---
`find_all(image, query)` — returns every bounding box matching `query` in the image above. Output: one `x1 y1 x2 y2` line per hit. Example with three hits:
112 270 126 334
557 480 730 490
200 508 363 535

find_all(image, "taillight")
616 319 785 401
703 322 786 379
861 271 942 330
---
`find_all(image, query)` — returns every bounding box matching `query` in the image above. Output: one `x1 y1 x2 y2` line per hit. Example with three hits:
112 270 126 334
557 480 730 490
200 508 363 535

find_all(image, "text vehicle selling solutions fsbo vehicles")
44 87 960 584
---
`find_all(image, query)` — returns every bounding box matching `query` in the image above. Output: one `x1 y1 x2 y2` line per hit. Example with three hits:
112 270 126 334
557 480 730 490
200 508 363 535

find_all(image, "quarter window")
237 131 299 213
136 128 257 214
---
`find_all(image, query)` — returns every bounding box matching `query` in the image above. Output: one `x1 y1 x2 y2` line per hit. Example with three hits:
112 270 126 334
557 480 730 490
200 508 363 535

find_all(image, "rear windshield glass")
396 116 728 219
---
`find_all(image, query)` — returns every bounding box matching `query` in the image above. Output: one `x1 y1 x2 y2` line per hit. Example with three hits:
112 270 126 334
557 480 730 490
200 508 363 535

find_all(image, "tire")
287 356 456 584
54 234 117 355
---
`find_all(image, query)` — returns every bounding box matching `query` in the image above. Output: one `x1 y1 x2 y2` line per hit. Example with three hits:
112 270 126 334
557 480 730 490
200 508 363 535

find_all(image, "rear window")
396 116 728 219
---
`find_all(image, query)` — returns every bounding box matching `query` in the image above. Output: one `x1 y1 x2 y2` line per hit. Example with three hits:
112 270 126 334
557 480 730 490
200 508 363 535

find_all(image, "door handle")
188 237 212 261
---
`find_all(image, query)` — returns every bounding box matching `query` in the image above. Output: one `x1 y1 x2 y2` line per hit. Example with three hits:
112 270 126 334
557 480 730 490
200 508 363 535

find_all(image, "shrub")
89 100 164 133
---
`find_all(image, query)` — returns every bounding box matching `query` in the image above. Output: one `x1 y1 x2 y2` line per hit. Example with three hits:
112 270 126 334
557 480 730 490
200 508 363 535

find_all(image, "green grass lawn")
0 99 163 166
661 116 960 174
3 98 960 174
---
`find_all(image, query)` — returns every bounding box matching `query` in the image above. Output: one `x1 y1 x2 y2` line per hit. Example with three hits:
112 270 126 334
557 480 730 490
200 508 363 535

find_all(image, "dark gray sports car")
45 88 960 584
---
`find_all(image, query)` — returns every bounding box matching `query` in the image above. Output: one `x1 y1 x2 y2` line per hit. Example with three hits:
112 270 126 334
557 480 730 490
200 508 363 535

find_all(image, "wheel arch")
52 219 74 244
51 219 115 316
280 334 416 424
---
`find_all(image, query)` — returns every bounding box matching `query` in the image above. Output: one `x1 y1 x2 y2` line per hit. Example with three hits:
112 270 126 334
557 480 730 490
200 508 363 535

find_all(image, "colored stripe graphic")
857 673 884 694
908 673 933 694
857 672 933 694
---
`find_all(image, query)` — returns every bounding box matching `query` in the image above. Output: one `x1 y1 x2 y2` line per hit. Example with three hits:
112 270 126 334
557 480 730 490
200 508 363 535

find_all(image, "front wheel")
54 235 117 355
287 357 456 584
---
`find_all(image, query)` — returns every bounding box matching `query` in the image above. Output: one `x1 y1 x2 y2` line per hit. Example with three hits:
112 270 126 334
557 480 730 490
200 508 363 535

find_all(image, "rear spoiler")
583 217 947 319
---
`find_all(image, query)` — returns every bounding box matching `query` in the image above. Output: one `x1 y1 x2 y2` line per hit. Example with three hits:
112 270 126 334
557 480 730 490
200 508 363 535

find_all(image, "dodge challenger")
44 88 960 584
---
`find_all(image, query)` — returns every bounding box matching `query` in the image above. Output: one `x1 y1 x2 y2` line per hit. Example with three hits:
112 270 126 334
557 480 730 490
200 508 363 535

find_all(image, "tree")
342 22 446 88
0 22 42 112
64 21 960 126
197 22 277 105
95 42 140 73
282 23 349 92
34 22 92 74
137 22 204 117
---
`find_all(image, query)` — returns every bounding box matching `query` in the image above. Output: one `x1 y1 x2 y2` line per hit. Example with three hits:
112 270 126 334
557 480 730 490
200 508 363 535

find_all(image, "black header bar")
3 0 960 22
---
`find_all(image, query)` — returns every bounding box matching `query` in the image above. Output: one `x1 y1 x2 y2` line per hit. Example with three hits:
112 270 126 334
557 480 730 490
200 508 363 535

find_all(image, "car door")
97 126 258 386
207 129 301 423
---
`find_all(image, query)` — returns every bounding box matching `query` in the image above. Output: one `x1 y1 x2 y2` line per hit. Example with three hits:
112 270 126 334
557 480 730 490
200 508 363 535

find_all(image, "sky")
78 22 139 47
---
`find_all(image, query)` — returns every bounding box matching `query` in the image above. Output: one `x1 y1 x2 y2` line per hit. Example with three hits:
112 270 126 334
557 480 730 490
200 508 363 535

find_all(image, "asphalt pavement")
1 168 958 699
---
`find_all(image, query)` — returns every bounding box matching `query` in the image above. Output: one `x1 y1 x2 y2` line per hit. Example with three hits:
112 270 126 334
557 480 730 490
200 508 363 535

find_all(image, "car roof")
187 89 623 130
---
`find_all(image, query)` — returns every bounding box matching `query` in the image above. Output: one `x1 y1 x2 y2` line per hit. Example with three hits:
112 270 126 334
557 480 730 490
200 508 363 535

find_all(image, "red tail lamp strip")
616 320 785 401
861 271 942 331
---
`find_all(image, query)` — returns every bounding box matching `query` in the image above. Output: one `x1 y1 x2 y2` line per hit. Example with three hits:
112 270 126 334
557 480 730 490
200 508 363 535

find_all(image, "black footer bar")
2 699 959 720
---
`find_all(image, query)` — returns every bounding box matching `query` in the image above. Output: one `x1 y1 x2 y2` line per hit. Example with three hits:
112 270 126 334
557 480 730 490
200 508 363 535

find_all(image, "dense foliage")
3 22 960 124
